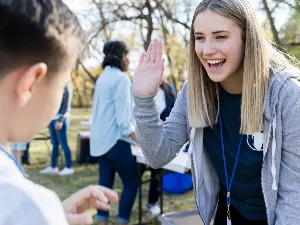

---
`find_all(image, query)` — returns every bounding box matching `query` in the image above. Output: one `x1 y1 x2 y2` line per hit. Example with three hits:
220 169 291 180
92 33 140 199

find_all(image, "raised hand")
133 39 165 96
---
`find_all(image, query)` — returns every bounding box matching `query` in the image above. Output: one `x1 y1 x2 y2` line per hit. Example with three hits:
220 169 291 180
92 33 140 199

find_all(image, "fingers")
155 40 163 64
95 185 119 202
95 199 111 211
150 39 157 63
144 39 163 65
145 43 152 63
157 58 165 80
86 185 118 205
139 52 146 64
64 185 118 214
78 198 111 213
65 213 93 225
87 185 109 204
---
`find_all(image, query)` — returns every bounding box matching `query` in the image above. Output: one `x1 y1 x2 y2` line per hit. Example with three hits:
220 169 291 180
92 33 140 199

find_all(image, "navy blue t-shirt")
203 87 266 220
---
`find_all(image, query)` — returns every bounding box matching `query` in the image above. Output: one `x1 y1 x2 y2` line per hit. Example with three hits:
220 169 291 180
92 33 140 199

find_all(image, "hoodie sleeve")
275 78 300 225
133 81 190 169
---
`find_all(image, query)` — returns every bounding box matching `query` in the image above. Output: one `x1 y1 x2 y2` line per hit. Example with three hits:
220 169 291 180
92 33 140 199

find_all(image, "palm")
133 39 165 96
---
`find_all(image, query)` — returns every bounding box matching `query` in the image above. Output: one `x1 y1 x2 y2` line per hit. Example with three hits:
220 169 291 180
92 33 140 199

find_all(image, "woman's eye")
195 36 205 41
216 35 227 40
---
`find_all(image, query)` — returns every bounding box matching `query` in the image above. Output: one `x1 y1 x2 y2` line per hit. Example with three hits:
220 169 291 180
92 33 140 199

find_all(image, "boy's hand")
62 185 118 225
55 121 63 131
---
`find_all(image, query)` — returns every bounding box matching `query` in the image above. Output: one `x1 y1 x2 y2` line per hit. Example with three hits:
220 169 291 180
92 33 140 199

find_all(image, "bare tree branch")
273 0 300 12
79 60 97 83
262 0 282 47
271 2 282 13
159 9 177 91
288 41 300 46
154 0 190 30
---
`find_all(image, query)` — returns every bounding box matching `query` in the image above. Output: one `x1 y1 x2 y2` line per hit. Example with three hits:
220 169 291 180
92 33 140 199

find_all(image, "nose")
202 39 216 56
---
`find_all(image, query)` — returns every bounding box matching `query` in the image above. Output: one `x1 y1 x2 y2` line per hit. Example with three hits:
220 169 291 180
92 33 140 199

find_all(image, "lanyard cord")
219 110 243 206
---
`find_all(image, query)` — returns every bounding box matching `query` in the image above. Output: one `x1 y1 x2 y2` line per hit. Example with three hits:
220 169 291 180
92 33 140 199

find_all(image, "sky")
62 0 289 69
63 0 288 26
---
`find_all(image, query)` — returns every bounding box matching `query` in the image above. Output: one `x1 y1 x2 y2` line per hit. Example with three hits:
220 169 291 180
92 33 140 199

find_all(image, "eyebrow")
194 30 230 35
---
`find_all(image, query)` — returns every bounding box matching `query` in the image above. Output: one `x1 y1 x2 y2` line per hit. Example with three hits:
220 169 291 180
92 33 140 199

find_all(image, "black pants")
214 192 267 225
97 140 138 221
22 143 30 165
139 165 160 205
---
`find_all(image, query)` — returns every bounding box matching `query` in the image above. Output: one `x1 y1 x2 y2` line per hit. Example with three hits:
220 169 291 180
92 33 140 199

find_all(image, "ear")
16 63 48 108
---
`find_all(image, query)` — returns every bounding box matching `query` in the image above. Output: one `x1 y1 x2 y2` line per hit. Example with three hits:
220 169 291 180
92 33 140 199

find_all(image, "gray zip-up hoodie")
133 71 300 225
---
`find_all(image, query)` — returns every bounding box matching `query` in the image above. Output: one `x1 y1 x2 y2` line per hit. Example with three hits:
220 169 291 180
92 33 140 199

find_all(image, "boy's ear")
16 63 48 108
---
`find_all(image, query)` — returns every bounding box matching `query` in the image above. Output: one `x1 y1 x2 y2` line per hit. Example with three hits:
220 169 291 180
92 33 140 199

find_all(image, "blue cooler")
163 173 193 194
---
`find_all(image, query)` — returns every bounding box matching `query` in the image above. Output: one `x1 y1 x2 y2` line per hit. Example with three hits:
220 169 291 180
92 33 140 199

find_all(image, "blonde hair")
188 0 289 134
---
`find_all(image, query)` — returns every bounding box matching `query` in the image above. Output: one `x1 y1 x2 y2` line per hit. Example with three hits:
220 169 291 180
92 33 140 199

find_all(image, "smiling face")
194 10 244 92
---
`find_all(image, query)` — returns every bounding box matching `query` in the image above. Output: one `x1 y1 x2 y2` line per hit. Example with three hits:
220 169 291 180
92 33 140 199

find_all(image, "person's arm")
114 75 136 141
132 39 189 169
58 86 69 123
133 82 189 169
275 78 300 224
55 86 70 130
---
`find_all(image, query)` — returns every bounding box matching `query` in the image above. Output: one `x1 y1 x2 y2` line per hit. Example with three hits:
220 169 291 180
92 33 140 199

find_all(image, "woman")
90 40 138 225
132 0 300 225
40 85 74 176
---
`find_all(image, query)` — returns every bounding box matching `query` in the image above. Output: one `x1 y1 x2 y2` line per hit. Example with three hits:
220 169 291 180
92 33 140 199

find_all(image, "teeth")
206 59 225 64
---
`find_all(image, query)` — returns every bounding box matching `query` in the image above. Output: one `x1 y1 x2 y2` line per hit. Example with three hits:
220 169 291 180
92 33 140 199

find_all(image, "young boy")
0 1 118 224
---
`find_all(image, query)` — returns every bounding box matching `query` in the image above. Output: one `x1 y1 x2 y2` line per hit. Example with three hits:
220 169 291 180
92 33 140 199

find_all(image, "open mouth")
206 59 226 68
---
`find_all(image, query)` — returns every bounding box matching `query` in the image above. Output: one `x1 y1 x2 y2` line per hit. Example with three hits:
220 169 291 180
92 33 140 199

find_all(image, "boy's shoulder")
0 152 68 225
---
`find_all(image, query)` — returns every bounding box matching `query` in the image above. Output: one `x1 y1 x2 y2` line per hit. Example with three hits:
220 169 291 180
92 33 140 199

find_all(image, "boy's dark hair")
102 41 129 72
0 0 87 76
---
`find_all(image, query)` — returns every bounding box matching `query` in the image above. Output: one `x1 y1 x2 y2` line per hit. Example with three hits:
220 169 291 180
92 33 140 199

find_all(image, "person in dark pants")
142 81 176 216
40 85 74 176
22 143 30 165
98 141 138 225
90 40 138 225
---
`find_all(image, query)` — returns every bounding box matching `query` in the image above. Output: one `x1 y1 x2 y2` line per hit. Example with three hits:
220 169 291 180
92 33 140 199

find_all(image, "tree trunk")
72 62 84 107
160 11 178 92
262 0 282 48
144 0 154 50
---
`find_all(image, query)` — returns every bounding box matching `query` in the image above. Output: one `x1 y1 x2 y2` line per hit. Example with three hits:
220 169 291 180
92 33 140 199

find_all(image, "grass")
23 108 197 225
